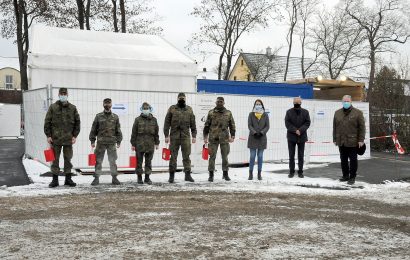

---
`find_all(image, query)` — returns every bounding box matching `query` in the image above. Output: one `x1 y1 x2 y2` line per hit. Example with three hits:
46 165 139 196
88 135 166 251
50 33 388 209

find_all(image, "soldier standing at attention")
130 102 160 185
203 96 236 182
164 93 197 183
44 88 81 188
89 98 123 186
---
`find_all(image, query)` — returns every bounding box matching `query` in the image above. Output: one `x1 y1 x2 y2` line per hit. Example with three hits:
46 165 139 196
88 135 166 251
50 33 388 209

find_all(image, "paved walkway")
271 152 410 184
0 138 31 187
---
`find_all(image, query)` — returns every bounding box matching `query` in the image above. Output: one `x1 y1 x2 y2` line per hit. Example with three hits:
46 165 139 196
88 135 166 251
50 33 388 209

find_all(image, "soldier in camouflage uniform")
203 96 236 182
89 98 123 185
164 93 197 183
44 88 81 188
131 102 160 185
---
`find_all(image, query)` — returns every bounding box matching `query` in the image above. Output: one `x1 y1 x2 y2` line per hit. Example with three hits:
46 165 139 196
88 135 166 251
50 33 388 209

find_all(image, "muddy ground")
0 189 409 259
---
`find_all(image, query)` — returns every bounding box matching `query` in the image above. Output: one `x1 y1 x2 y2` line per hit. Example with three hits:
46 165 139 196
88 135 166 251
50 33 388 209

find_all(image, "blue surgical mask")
59 95 68 102
254 104 264 112
142 109 150 115
343 101 351 109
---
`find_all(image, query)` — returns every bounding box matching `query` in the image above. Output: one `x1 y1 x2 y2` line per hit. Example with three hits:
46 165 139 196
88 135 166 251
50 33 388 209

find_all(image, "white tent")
28 25 197 92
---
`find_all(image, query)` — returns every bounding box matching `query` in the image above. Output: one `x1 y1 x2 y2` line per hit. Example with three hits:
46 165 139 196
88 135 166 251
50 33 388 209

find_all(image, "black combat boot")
49 174 59 188
208 171 214 182
248 170 253 180
288 172 295 178
185 172 195 182
347 177 355 185
298 171 304 178
144 174 152 185
64 174 76 187
137 174 143 184
339 176 349 182
168 172 175 183
91 176 99 186
257 170 262 180
222 171 231 181
112 175 121 185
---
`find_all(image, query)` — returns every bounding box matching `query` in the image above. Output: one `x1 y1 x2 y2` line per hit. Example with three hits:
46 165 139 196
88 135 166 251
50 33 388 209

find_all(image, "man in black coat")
285 97 311 178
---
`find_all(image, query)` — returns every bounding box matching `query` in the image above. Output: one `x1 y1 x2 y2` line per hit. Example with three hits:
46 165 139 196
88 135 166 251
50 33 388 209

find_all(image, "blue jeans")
249 149 264 172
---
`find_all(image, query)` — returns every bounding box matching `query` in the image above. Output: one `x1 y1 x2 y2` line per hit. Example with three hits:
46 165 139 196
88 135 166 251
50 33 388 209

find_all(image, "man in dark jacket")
131 102 160 185
164 93 197 183
333 95 365 185
89 98 123 186
44 88 81 188
285 97 311 178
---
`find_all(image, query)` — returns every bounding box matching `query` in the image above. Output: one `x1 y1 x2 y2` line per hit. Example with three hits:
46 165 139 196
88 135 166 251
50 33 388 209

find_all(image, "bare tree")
0 0 49 90
283 0 303 81
310 8 366 79
297 0 321 78
190 0 280 80
344 0 410 103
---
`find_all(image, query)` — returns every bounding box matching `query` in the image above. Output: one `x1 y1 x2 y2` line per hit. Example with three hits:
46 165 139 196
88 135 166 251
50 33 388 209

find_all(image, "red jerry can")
44 148 55 162
129 156 137 168
202 145 209 160
162 147 171 161
88 153 96 166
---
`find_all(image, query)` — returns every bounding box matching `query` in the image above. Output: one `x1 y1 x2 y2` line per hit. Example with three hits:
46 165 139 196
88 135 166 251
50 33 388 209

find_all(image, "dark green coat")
44 101 81 145
131 114 160 153
333 107 366 147
164 104 197 140
203 107 236 144
89 111 123 145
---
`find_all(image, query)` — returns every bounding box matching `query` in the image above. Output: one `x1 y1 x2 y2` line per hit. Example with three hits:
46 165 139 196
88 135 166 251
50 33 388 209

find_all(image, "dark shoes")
208 171 214 182
112 175 121 185
257 171 262 181
288 172 295 178
248 171 253 180
91 176 99 186
168 172 175 183
347 178 355 185
339 177 349 182
49 174 59 188
137 174 144 184
298 172 304 178
64 174 76 187
144 174 152 185
185 172 195 182
222 171 231 181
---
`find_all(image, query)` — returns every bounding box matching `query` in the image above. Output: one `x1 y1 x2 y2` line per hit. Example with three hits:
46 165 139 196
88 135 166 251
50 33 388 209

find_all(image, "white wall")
23 87 370 171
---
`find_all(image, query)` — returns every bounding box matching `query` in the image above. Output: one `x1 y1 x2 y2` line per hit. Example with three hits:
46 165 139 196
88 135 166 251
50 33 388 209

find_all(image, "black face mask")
177 99 186 107
294 104 301 109
104 105 111 111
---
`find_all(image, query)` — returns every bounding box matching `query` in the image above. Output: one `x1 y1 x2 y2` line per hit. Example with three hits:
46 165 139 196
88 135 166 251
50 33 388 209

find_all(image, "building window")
247 74 251 81
241 60 244 66
233 76 237 81
5 75 13 89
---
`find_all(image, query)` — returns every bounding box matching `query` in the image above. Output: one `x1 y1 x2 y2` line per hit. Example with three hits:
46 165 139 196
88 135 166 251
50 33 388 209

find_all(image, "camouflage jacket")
89 111 123 145
163 104 197 140
131 114 160 153
203 107 236 143
44 101 81 145
333 107 366 147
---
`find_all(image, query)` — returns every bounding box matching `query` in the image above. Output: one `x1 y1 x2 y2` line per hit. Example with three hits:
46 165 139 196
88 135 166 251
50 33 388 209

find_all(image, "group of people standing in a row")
44 88 365 188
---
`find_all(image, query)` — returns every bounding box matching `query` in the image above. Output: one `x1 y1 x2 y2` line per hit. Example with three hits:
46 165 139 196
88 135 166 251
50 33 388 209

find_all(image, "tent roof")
28 26 197 76
30 25 195 63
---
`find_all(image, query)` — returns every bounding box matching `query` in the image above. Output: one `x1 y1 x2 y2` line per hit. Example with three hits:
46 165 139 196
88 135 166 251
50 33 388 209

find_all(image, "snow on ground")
0 158 409 205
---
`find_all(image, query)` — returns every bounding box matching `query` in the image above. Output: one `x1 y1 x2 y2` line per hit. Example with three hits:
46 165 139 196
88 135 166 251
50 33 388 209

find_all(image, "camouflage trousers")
94 143 118 177
51 144 73 175
169 138 191 173
208 142 230 172
136 151 154 175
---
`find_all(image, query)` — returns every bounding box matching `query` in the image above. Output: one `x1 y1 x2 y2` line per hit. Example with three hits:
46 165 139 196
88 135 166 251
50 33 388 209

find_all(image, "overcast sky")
1 0 409 78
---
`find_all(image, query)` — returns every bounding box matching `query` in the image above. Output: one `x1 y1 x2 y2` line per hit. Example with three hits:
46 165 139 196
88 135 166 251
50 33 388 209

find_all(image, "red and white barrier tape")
236 132 406 155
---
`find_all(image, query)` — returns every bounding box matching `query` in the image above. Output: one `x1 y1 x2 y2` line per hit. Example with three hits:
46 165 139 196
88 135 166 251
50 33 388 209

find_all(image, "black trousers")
338 146 358 179
288 140 305 174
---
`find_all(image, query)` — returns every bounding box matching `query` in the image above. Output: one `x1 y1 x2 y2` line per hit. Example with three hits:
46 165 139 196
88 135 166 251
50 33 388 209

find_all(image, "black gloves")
253 132 263 138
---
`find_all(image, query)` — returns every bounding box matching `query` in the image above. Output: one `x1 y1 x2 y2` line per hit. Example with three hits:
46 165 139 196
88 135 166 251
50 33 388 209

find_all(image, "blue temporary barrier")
197 79 313 99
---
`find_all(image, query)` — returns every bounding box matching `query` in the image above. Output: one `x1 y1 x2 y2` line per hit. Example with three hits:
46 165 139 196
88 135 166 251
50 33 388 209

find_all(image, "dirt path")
0 190 409 259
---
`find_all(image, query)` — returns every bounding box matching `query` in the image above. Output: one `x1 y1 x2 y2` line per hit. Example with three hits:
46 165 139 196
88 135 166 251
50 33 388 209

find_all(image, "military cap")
178 93 186 98
59 88 68 94
103 98 112 103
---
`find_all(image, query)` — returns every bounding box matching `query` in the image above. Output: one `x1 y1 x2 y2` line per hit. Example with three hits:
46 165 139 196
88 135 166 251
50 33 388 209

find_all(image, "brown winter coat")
333 106 366 147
